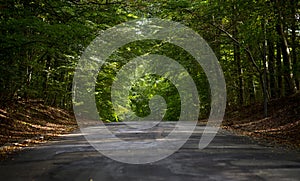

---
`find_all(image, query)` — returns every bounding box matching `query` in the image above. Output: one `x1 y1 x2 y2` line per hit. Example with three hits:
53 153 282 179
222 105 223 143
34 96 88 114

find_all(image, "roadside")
0 100 77 159
0 93 299 159
223 92 300 149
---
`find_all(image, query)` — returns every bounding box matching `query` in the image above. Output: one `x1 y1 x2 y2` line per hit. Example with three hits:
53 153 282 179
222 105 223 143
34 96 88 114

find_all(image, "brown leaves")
0 100 77 159
223 93 300 149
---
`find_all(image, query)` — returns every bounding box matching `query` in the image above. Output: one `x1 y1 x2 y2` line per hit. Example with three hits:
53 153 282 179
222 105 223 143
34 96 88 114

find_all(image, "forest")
1 0 300 148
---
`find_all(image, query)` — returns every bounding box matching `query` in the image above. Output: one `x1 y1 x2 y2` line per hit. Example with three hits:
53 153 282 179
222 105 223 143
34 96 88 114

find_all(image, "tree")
1 0 299 121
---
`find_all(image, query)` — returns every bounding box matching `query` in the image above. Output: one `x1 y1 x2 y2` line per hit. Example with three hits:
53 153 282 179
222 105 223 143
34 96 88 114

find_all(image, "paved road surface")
0 123 300 181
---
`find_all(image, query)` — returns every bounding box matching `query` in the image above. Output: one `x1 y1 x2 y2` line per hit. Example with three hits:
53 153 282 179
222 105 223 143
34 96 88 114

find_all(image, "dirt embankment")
0 100 77 158
223 93 300 149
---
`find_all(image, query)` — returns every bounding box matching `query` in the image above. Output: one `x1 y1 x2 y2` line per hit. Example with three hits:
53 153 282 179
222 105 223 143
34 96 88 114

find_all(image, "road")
0 123 300 181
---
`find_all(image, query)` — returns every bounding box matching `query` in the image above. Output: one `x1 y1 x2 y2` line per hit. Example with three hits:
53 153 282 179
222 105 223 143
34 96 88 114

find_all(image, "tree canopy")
1 0 299 121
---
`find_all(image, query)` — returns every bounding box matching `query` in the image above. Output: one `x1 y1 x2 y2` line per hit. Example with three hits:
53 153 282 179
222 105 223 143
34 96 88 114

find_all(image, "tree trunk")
236 48 243 105
43 55 51 102
262 18 268 117
232 3 244 106
275 0 297 95
291 0 299 90
268 39 277 98
276 41 283 97
249 75 256 104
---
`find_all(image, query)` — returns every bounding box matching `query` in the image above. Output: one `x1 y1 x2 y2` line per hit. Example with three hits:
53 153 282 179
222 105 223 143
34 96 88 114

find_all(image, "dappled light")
0 0 299 180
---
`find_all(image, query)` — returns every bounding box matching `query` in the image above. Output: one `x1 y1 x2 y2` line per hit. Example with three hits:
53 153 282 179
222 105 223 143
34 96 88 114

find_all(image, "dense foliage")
1 0 299 121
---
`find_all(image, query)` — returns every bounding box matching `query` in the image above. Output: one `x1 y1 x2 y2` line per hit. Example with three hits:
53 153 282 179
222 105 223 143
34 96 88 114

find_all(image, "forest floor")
0 93 299 158
223 92 300 150
0 100 77 159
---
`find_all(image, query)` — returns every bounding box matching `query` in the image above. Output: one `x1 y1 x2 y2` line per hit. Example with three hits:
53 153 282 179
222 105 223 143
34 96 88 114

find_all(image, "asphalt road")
0 123 300 181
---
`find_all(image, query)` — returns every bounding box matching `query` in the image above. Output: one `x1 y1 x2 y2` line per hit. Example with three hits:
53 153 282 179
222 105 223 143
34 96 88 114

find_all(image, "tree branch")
184 9 261 74
210 23 261 74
